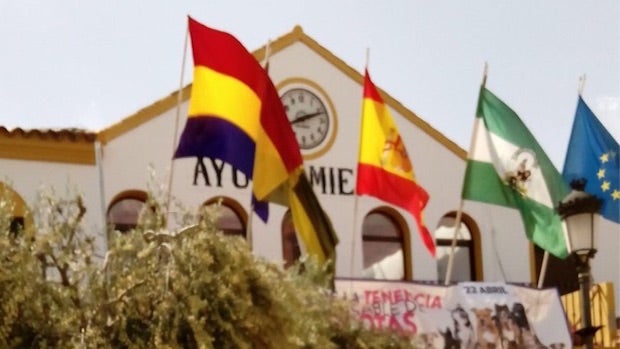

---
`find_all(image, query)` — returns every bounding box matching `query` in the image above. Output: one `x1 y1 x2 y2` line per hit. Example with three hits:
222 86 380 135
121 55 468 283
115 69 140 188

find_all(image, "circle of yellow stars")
596 150 620 200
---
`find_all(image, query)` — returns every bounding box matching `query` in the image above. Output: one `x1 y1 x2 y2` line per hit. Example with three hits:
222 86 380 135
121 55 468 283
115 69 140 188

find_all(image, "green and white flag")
462 86 570 258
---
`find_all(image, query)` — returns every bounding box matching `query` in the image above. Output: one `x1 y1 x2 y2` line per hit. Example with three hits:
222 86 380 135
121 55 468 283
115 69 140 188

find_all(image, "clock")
278 78 337 160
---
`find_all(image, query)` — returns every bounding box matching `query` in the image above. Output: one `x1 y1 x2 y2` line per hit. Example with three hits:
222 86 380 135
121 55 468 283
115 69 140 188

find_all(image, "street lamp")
557 179 602 349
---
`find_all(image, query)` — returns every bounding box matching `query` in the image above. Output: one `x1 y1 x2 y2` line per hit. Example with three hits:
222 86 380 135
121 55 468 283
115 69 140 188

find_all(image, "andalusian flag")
563 96 619 223
462 86 570 258
174 17 338 263
356 69 435 257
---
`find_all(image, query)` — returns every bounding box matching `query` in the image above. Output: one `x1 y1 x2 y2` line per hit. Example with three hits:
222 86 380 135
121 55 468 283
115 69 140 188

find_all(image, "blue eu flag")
563 96 619 223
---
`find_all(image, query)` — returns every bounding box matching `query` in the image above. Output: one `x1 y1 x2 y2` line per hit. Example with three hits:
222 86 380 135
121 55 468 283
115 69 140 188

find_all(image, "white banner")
335 279 571 349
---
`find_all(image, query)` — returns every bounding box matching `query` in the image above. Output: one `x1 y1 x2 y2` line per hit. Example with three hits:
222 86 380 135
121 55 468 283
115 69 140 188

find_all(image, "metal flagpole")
444 62 488 285
95 140 109 249
444 202 464 285
349 48 371 282
246 39 273 249
537 75 586 289
165 22 190 226
262 39 271 69
578 74 586 95
350 195 361 279
537 251 550 288
246 204 254 249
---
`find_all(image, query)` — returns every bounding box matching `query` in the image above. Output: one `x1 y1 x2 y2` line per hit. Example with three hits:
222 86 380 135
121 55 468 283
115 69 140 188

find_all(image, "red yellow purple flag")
174 17 302 204
174 17 338 263
356 69 435 257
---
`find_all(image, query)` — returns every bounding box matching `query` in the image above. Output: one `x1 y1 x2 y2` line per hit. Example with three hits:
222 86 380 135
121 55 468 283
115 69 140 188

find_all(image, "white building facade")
1 26 618 317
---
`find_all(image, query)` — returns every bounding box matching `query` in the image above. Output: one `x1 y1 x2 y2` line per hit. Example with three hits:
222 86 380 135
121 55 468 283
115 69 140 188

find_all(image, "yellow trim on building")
0 132 95 164
97 85 192 145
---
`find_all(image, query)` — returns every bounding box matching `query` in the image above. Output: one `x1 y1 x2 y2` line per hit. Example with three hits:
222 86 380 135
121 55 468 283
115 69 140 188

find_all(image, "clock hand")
291 111 325 125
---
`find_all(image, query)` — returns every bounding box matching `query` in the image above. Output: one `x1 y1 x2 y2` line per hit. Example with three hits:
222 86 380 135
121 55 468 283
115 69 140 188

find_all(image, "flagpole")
444 62 488 285
246 39 272 249
350 196 361 278
246 203 254 249
349 48 371 280
263 39 271 68
537 74 585 288
537 251 549 288
444 202 464 285
95 141 109 249
166 22 190 225
578 74 586 95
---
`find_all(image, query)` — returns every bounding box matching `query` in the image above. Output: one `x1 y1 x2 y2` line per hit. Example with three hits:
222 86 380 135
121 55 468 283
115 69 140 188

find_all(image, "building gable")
97 25 465 160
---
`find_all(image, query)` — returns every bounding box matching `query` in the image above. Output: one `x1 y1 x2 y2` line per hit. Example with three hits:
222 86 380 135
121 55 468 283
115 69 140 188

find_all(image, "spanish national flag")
356 69 435 257
174 17 338 263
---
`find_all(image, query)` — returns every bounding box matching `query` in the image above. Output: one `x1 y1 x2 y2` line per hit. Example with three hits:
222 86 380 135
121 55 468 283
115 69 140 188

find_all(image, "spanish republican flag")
174 17 302 202
174 17 338 263
356 69 435 257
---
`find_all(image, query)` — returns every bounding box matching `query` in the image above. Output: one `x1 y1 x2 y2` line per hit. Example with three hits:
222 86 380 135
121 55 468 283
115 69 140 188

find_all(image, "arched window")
362 207 411 280
203 197 247 238
435 212 482 283
107 190 147 233
281 210 301 268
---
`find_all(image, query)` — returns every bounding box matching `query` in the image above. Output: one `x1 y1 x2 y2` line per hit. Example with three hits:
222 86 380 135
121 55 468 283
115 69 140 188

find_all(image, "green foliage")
0 188 416 348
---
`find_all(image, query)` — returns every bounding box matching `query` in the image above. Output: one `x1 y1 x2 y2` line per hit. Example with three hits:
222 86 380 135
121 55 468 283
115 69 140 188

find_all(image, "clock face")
281 88 330 150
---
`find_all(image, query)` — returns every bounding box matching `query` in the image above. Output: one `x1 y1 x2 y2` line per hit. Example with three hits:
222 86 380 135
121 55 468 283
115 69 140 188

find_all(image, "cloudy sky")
0 1 617 169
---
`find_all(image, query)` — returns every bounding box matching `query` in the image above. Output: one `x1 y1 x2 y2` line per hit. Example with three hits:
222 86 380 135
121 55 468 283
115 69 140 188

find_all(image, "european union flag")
563 96 619 223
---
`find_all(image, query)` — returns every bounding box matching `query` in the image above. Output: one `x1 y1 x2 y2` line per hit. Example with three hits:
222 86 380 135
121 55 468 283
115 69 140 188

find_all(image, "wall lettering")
193 157 248 188
308 166 354 195
193 157 210 186
231 166 249 188
193 158 354 195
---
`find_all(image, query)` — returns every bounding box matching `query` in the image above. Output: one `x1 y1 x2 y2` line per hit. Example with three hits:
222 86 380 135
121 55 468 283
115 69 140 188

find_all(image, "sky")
0 1 618 169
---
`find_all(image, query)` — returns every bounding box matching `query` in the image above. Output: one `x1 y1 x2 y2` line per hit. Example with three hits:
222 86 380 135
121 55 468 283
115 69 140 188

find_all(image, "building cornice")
0 127 96 165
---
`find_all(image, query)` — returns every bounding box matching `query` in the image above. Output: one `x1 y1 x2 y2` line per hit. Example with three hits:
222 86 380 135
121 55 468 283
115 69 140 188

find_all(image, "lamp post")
557 179 602 349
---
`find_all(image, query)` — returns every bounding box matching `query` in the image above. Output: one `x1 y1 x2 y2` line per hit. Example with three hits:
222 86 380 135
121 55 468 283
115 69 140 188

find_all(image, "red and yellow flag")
174 17 338 263
174 17 302 203
356 69 435 257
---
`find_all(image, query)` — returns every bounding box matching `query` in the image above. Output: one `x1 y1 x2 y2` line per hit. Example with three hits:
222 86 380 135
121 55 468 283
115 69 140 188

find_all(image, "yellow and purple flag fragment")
174 17 338 263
